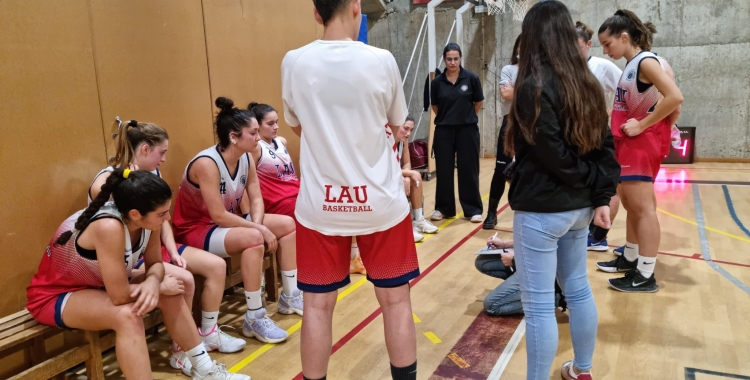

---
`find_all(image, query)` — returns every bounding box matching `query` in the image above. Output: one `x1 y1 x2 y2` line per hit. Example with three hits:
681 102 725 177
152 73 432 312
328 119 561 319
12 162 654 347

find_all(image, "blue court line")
722 185 750 238
685 367 750 379
692 184 750 296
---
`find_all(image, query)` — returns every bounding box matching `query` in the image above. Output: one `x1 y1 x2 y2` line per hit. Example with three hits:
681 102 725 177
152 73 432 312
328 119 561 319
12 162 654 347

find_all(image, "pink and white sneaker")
561 360 592 380
169 343 192 376
200 324 247 353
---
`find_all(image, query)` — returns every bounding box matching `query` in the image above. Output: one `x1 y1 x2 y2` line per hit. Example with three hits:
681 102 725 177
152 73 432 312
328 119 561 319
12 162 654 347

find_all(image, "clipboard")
475 248 514 255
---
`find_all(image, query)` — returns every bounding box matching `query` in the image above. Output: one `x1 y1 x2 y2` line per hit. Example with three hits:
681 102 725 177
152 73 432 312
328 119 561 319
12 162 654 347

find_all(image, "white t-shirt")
281 40 410 236
588 56 622 96
499 64 518 117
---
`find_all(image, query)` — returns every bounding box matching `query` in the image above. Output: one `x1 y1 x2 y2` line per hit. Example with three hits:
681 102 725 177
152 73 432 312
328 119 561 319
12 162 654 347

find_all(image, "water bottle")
671 125 681 148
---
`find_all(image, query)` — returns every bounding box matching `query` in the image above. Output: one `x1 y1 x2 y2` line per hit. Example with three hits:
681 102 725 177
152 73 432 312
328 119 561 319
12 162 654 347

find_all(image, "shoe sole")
278 307 303 316
482 224 497 230
418 228 439 234
613 250 623 256
587 245 610 252
595 264 631 273
242 329 288 343
204 342 246 353
608 282 659 293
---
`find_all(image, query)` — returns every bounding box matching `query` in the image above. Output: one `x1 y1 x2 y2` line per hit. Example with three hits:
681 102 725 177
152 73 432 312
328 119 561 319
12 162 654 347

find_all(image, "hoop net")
485 0 530 21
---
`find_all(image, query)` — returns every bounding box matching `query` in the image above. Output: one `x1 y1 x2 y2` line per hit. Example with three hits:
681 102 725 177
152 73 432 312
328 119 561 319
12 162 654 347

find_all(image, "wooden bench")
1 310 105 379
2 254 278 378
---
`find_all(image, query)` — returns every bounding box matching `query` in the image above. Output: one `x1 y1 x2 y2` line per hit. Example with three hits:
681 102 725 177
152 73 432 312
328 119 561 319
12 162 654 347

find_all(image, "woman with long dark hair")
504 1 620 379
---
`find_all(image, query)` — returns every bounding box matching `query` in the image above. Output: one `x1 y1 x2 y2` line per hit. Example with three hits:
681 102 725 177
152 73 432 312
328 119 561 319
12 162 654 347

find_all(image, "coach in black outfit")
430 43 484 222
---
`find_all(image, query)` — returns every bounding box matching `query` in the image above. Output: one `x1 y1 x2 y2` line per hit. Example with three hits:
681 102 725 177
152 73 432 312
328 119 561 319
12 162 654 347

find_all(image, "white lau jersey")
588 56 622 96
282 40 410 236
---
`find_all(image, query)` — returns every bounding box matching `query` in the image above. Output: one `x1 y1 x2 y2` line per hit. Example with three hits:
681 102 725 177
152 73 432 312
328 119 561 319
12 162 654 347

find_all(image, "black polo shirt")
430 67 484 126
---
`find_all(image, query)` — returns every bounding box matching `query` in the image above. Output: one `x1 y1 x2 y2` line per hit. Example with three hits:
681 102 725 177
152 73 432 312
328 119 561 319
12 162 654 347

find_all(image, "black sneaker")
483 213 497 230
608 269 659 293
596 255 637 273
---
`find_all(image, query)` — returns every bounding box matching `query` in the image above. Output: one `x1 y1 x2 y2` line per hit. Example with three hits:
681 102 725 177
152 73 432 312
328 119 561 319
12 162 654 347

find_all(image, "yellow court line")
657 208 750 244
412 313 422 323
423 331 443 344
230 193 492 372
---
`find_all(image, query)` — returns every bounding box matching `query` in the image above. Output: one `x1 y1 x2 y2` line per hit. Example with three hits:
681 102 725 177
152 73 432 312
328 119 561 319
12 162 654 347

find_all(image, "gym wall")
0 0 317 324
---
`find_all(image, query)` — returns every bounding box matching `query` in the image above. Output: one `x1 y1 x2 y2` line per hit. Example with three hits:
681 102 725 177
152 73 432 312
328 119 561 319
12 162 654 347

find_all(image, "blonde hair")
110 119 169 168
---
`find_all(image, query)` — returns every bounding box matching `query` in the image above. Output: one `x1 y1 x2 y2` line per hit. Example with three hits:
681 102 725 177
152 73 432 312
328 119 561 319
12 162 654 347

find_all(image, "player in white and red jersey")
247 102 300 220
394 115 439 239
172 97 301 345
27 168 248 380
89 119 245 370
596 10 683 293
281 1 418 378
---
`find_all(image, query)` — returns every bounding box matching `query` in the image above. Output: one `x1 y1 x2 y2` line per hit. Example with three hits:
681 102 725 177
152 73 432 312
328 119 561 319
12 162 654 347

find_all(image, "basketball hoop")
484 0 529 21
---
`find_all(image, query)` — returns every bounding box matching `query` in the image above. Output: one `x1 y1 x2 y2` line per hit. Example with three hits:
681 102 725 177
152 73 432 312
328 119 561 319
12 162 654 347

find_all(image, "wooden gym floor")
81 160 750 380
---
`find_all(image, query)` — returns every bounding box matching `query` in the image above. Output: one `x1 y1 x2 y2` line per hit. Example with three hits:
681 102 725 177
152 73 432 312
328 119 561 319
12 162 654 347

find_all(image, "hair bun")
248 102 259 110
215 97 235 111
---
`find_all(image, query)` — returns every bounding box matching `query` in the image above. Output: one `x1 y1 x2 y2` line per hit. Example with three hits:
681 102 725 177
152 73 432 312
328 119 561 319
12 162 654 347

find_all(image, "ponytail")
575 21 594 43
55 169 172 246
110 118 169 168
599 9 657 51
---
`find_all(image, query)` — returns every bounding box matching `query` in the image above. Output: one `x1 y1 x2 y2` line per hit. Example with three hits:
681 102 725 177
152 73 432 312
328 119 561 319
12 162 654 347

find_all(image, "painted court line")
685 367 750 380
229 195 490 372
290 204 510 380
692 184 750 296
657 208 750 244
722 185 750 238
487 318 526 380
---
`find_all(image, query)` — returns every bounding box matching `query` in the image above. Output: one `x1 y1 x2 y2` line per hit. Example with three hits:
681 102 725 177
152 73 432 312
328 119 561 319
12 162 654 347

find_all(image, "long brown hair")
504 0 608 156
110 119 169 168
598 9 657 51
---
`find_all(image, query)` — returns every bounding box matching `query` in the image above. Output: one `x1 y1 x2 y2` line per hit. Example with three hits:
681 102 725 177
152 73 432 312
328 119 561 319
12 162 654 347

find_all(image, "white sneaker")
413 229 424 243
470 215 483 223
200 325 247 353
278 290 304 316
170 343 192 376
242 309 288 343
192 361 251 380
430 210 444 221
413 217 439 234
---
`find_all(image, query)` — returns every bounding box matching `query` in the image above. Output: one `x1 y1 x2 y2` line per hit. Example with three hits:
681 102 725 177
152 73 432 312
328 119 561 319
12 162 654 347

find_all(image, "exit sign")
663 126 696 164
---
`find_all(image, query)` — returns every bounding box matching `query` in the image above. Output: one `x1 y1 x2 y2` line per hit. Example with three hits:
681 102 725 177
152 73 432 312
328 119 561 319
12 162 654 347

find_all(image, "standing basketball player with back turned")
281 1 418 379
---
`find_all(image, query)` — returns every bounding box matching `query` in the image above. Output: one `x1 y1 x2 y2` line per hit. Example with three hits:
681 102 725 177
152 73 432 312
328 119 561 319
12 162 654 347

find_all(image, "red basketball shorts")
296 215 420 293
266 198 297 222
27 291 73 328
614 125 668 182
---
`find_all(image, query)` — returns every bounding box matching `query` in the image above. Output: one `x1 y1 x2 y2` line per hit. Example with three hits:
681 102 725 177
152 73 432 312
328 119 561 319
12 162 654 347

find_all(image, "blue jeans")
513 208 598 379
474 256 523 315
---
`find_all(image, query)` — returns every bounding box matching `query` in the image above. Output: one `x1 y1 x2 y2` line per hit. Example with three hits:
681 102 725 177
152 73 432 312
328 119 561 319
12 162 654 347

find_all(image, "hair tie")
123 169 131 179
128 120 138 128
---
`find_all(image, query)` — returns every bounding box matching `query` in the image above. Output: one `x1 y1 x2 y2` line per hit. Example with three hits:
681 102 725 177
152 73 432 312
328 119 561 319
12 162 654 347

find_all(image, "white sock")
281 269 299 296
186 343 212 376
200 311 219 335
351 244 359 259
245 290 263 313
623 242 639 262
637 256 656 278
412 208 423 220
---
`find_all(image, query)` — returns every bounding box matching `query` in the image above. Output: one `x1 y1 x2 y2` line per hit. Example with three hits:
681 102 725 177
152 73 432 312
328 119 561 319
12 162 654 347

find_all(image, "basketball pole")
426 0 444 178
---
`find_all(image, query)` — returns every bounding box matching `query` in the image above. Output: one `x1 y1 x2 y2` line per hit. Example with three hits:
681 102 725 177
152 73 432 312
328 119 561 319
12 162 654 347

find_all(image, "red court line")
291 204 510 380
494 228 750 269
